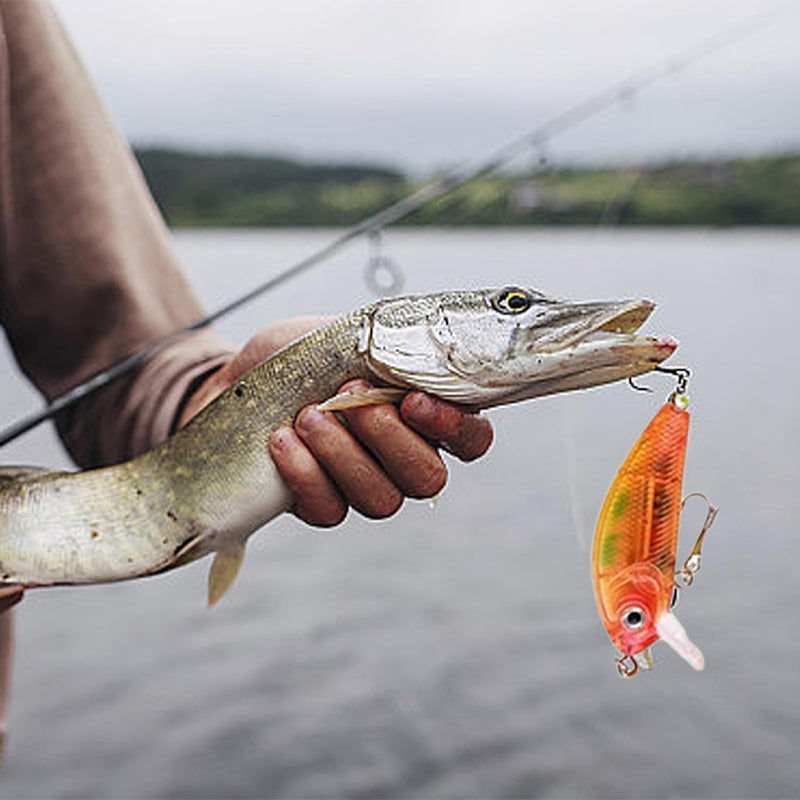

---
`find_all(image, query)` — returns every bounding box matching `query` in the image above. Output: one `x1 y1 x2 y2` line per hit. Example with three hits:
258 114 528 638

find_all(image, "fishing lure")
592 371 718 677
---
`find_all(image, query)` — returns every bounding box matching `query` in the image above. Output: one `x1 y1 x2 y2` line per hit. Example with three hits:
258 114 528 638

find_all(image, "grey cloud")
53 0 800 170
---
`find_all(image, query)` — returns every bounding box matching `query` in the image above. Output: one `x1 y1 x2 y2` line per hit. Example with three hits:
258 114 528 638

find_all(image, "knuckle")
347 403 399 440
401 393 461 439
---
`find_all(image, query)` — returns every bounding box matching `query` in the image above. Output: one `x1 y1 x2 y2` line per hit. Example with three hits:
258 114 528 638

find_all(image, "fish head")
365 286 677 409
604 563 704 670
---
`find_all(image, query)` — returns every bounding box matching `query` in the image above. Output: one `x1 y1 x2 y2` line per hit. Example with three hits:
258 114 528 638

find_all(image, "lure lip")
655 611 705 671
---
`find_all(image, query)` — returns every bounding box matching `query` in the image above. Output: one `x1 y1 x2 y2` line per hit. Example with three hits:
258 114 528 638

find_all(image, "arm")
1 0 493 543
0 1 233 467
0 3 493 758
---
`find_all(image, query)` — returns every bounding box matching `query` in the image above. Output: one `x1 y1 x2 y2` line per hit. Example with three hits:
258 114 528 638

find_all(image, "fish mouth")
592 300 656 337
531 298 659 352
529 298 678 364
488 298 677 405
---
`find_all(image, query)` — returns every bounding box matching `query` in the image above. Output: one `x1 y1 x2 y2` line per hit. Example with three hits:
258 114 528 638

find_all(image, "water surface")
0 229 796 798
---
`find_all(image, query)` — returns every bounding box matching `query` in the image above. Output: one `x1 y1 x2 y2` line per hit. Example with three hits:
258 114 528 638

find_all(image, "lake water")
0 228 797 799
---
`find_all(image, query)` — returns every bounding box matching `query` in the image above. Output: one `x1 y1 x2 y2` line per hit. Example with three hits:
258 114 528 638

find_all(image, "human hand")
179 316 494 526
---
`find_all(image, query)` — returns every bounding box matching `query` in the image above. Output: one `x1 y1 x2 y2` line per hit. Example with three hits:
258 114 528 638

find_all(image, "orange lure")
592 389 715 676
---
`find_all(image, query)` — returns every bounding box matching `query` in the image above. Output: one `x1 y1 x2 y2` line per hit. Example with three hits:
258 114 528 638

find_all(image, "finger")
336 380 447 499
400 392 494 462
269 426 348 527
295 406 403 519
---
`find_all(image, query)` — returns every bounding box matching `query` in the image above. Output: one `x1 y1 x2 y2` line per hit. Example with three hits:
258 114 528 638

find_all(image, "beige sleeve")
0 2 234 467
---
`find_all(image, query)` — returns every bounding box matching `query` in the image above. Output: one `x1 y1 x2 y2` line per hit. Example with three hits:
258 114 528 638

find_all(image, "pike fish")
0 287 677 605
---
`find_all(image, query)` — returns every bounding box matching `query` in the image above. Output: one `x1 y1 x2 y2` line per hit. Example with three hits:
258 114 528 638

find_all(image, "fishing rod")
0 6 782 448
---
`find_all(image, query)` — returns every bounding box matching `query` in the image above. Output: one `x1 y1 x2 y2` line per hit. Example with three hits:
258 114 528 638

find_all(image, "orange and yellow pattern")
592 396 689 660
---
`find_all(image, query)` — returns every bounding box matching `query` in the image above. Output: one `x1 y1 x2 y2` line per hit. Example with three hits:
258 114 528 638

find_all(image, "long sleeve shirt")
0 1 233 467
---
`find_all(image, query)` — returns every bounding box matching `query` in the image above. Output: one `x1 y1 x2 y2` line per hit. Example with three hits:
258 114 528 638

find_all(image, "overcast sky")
52 0 800 172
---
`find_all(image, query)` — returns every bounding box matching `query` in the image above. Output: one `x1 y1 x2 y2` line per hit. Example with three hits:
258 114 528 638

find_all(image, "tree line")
134 147 800 228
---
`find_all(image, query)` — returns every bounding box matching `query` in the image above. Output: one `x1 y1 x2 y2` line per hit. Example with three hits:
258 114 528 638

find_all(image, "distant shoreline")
134 147 800 228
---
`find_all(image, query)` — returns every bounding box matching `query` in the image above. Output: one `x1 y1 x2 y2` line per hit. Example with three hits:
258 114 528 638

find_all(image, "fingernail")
296 406 325 433
340 378 370 392
402 391 435 422
270 426 293 452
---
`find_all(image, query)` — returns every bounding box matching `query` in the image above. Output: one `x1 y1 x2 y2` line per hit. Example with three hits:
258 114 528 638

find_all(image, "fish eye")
491 287 533 315
621 606 646 630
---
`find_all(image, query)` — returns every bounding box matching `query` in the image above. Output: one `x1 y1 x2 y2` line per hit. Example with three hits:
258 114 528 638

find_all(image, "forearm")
0 2 232 466
55 331 233 466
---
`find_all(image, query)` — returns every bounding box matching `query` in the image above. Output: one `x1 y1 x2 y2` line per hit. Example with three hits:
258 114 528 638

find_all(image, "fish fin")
207 544 246 607
317 387 407 411
165 533 208 571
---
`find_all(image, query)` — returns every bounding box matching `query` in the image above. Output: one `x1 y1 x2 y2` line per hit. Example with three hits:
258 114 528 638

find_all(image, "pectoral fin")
207 545 246 607
317 387 407 411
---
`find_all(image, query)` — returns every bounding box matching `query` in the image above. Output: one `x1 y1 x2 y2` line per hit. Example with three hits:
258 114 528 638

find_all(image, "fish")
0 286 677 606
592 390 715 676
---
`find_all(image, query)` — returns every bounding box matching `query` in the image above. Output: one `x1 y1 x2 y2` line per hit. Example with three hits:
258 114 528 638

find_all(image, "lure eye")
621 606 646 631
491 287 532 315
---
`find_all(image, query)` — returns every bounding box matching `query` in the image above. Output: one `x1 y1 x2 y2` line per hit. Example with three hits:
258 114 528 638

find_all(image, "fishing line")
0 5 784 448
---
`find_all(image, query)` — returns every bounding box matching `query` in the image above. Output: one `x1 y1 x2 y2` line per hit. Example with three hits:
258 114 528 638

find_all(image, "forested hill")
134 147 402 226
133 147 800 227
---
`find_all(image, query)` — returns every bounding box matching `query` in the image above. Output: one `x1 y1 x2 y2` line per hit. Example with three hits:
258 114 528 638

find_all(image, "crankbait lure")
592 369 718 677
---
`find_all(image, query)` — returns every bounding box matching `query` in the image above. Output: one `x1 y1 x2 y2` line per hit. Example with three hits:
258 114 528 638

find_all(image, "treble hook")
628 365 691 395
615 654 639 678
674 492 719 588
627 376 653 393
656 366 690 394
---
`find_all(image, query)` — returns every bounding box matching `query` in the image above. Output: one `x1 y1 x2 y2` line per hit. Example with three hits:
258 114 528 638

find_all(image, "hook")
627 366 691 396
615 654 639 678
654 365 690 394
627 376 653 393
674 492 719 588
